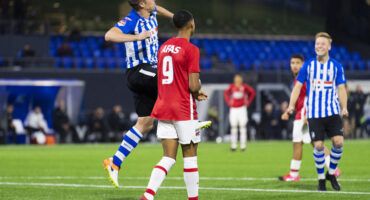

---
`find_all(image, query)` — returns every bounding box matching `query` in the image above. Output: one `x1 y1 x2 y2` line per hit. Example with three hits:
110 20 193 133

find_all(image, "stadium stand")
50 35 368 71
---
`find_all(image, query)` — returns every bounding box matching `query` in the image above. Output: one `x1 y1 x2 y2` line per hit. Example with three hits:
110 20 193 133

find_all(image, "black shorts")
125 63 157 117
307 115 344 141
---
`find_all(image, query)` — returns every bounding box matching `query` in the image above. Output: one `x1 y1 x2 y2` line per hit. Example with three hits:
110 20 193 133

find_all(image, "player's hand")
303 117 308 125
341 108 349 118
281 112 289 121
286 106 295 115
196 90 208 101
137 31 151 41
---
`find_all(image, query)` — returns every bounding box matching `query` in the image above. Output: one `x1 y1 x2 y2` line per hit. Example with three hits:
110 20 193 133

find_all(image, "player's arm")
156 5 174 19
189 73 207 101
286 61 308 115
336 64 348 117
286 82 303 115
105 27 150 43
223 86 232 105
338 84 348 117
188 46 206 101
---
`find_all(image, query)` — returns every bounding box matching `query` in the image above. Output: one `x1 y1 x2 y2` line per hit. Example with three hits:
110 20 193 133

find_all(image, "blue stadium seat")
49 35 367 71
103 50 114 58
93 50 102 57
200 57 212 70
74 58 84 69
81 49 92 57
106 58 117 69
62 57 73 69
96 58 106 69
84 58 95 69
54 57 62 68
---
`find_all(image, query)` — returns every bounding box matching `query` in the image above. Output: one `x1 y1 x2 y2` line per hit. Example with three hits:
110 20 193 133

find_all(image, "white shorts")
157 120 200 144
229 106 248 127
292 119 311 144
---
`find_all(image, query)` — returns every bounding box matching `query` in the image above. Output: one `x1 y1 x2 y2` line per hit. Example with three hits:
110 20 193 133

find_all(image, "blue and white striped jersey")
115 8 159 68
297 57 346 119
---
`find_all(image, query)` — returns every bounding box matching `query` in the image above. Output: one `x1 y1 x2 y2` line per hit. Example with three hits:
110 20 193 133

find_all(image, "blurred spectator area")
46 35 369 71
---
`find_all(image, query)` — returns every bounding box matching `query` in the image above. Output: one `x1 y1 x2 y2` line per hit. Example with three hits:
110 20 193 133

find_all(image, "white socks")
143 157 176 200
184 156 199 200
289 159 301 177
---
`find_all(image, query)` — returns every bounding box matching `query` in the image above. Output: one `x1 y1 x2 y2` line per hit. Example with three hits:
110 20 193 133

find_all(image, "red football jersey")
151 38 200 120
224 83 256 108
294 80 307 120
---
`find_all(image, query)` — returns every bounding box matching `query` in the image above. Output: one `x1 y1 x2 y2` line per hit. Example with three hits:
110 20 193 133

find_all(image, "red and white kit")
151 37 201 144
224 83 255 149
292 80 310 143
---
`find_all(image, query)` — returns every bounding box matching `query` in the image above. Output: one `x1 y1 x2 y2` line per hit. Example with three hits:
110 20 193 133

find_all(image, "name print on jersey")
161 45 181 54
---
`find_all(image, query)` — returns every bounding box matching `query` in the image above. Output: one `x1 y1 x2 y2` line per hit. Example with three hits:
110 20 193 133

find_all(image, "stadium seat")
95 58 106 69
62 57 74 69
106 58 117 69
50 35 367 71
74 58 84 69
84 58 95 69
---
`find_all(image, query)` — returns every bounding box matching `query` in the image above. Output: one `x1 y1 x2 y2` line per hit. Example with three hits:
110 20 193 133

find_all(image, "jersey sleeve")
188 46 200 73
335 64 346 86
152 6 158 16
114 16 136 34
296 62 308 84
224 85 232 104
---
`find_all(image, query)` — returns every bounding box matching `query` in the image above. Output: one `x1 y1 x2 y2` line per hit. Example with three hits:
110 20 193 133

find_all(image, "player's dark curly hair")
173 10 194 29
290 54 305 61
128 0 143 11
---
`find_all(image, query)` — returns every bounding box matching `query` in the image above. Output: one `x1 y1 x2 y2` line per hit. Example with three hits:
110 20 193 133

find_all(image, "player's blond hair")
315 32 332 43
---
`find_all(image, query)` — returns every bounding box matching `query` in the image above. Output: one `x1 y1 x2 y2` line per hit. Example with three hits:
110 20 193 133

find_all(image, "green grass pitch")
1 140 370 199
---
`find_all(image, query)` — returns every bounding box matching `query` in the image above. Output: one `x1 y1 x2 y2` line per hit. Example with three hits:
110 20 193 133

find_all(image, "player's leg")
182 143 199 200
142 138 178 200
141 120 178 200
323 145 341 177
104 116 153 187
280 120 304 181
239 107 248 151
325 115 344 191
309 118 327 191
229 108 238 151
104 65 157 187
177 120 200 200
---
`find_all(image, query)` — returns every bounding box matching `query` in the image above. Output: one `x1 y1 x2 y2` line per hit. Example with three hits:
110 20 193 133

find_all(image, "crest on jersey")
195 130 200 136
117 17 132 27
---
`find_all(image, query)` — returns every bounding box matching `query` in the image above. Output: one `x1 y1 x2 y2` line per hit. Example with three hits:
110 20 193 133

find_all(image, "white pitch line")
1 176 370 182
0 182 370 195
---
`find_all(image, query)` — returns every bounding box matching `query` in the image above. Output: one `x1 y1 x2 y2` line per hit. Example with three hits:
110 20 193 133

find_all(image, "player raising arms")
284 32 348 191
224 74 255 151
103 0 210 188
279 54 340 182
140 10 206 200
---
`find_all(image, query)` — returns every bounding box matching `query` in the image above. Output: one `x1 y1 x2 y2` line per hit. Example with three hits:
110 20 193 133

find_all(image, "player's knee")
230 124 238 129
135 118 154 133
332 136 344 148
332 141 343 149
163 152 177 160
181 144 197 157
314 142 325 151
239 126 246 132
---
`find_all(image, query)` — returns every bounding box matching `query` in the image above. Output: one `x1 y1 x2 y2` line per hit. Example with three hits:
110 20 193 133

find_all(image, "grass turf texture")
1 140 370 199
